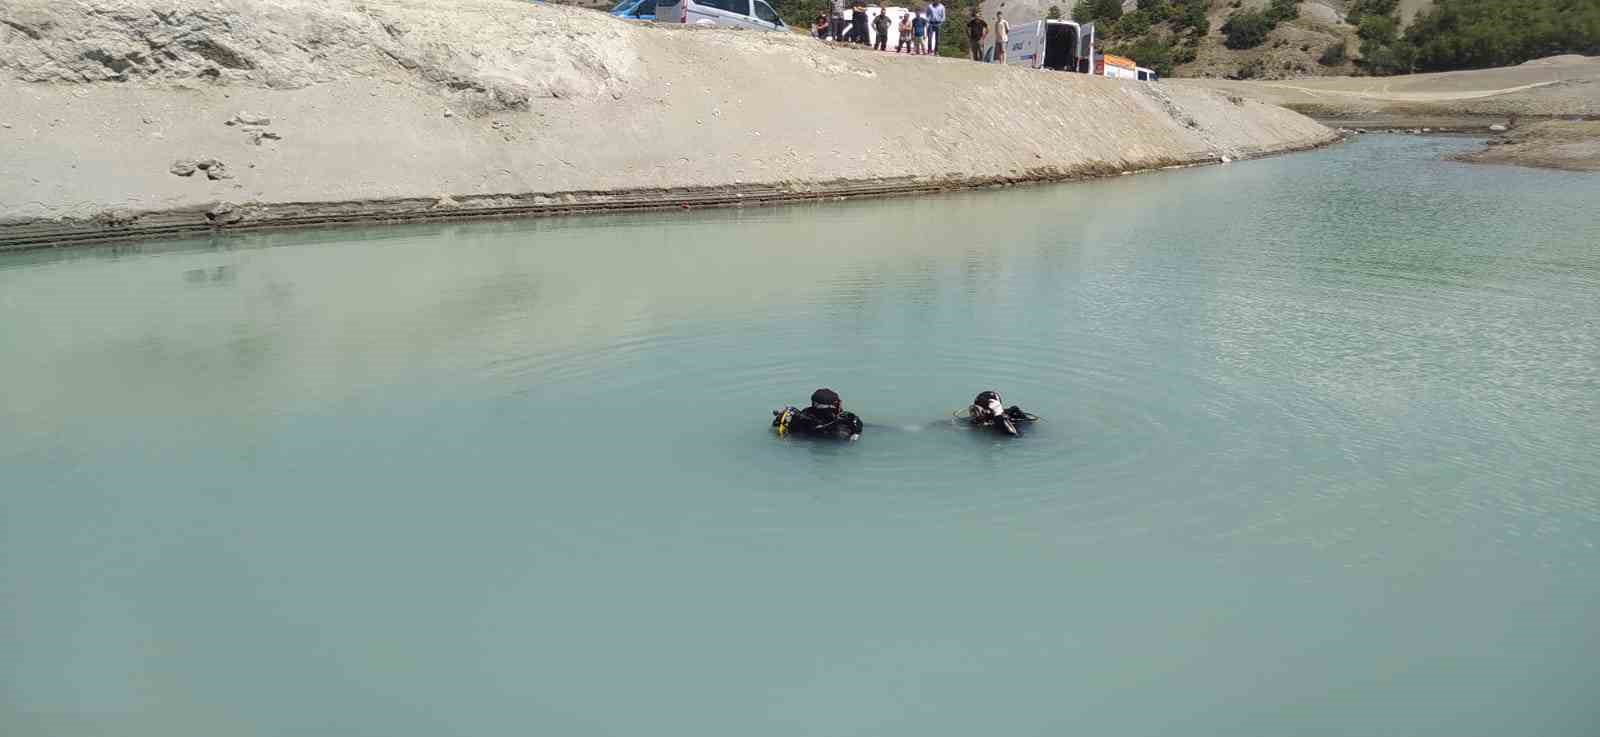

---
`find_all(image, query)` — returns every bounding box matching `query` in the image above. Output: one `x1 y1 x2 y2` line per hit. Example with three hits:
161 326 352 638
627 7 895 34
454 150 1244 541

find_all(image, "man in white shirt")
927 1 945 52
993 11 1008 63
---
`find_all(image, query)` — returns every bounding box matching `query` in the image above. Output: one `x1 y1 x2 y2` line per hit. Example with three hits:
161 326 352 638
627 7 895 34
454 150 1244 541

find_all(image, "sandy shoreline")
0 139 1342 252
0 0 1339 250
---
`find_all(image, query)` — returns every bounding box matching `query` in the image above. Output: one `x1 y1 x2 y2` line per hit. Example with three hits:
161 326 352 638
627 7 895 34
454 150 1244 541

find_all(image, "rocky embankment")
1449 120 1600 172
0 0 1337 249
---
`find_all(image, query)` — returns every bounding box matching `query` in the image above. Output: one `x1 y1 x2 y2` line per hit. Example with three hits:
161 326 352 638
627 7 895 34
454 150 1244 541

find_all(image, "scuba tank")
772 407 796 437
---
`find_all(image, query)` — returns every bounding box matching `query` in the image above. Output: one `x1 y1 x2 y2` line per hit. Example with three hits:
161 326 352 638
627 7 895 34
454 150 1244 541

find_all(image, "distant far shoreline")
1173 55 1600 127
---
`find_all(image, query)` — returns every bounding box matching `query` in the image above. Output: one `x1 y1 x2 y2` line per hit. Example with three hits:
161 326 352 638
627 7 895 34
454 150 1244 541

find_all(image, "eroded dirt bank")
0 0 1337 249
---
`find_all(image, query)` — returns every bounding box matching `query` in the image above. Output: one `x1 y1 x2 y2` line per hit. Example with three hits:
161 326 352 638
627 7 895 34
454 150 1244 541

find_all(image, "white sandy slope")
0 0 1334 243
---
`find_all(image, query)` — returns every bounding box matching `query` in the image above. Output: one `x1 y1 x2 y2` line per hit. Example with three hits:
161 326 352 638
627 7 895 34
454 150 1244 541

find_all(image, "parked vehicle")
1136 66 1159 82
655 0 787 31
1095 52 1139 80
1002 19 1095 73
610 0 656 20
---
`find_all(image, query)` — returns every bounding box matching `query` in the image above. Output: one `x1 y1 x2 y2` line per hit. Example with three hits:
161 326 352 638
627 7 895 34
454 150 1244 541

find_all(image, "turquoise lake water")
3 136 1598 736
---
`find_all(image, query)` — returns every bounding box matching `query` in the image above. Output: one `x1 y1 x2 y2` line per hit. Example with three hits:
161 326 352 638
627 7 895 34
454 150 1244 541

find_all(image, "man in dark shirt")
967 11 988 62
773 388 864 441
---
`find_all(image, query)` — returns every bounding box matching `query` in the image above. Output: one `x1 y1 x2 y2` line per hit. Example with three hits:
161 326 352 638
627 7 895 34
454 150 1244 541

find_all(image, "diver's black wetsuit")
967 390 1036 436
775 406 864 440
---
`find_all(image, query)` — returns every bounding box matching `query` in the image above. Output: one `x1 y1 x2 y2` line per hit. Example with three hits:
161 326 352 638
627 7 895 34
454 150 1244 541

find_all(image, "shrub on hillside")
1267 0 1299 23
1222 9 1273 49
1356 14 1398 45
1318 41 1348 66
1111 35 1177 77
1344 0 1399 25
1112 10 1154 38
1172 39 1199 65
1233 57 1266 79
1139 0 1172 22
1173 0 1210 37
1074 0 1124 23
1360 42 1416 75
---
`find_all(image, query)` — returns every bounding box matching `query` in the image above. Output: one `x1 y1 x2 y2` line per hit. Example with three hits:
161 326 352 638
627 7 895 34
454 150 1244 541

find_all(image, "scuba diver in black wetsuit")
773 388 864 441
963 390 1038 436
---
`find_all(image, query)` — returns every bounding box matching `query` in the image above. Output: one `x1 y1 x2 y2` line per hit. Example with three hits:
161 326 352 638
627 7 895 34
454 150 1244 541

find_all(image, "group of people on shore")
814 1 943 54
813 2 1011 62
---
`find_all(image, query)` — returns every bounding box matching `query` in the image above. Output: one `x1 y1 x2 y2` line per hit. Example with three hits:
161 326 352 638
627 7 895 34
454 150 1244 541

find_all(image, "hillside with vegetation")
952 0 1595 79
568 0 1599 80
1062 0 1599 78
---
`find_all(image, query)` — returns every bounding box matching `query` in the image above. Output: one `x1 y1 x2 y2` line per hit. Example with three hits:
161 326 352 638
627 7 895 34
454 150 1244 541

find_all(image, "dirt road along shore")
1175 55 1600 128
0 0 1337 249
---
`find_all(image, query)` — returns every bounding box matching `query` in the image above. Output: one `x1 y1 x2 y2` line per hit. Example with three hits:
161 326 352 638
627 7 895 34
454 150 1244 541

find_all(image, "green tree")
1406 0 1600 72
1173 0 1210 36
1094 0 1125 20
1221 8 1273 48
1345 0 1399 25
1110 9 1153 37
1111 35 1177 76
769 0 829 27
1267 0 1298 22
1357 13 1397 45
1142 0 1173 22
1075 0 1125 22
1360 40 1415 74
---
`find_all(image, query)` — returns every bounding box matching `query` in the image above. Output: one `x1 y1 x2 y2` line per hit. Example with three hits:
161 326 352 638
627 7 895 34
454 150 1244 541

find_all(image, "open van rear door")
1077 22 1095 74
1006 20 1045 69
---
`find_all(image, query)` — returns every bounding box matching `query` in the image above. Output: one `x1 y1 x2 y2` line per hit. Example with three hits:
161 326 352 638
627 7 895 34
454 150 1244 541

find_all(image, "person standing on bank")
872 5 891 51
897 11 913 53
927 0 945 52
993 11 1008 63
912 8 928 55
966 9 987 62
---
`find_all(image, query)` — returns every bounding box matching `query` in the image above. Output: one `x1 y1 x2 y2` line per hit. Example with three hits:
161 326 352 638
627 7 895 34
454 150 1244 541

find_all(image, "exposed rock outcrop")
0 0 638 108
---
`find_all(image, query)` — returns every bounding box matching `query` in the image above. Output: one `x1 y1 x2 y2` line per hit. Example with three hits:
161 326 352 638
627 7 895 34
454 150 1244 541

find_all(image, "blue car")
611 0 656 20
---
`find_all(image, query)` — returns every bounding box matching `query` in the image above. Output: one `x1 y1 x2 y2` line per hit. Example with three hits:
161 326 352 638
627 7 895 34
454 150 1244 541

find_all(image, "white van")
1003 19 1093 73
1136 66 1159 82
655 0 788 32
